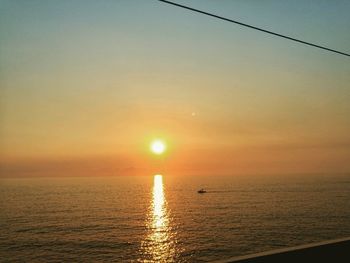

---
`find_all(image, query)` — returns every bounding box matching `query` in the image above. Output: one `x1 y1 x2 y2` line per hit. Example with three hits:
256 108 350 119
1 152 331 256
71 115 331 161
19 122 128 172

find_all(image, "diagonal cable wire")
158 0 350 58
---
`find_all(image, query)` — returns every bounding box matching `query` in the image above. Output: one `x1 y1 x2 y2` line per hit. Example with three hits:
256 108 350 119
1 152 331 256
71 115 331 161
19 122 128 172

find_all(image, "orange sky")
1 1 350 177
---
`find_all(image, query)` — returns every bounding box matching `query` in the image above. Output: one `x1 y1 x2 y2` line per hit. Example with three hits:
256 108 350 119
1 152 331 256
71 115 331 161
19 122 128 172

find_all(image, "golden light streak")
139 174 178 262
153 174 165 228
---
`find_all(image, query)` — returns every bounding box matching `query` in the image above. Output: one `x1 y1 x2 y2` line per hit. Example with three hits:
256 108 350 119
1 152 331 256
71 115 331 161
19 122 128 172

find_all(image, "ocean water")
1 174 350 262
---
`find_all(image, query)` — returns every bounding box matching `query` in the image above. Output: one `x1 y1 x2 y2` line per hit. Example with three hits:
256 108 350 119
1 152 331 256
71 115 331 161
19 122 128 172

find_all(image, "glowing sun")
151 140 166 155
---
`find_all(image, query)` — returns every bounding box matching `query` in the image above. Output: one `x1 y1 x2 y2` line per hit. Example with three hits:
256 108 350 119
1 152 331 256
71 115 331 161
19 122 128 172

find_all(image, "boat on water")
197 188 206 194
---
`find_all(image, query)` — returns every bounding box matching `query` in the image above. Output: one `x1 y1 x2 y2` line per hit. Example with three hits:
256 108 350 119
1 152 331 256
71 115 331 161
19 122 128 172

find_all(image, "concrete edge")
212 236 350 263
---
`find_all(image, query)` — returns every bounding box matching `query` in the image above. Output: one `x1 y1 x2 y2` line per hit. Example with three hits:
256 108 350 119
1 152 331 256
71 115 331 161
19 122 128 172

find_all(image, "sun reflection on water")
139 174 177 262
153 175 166 229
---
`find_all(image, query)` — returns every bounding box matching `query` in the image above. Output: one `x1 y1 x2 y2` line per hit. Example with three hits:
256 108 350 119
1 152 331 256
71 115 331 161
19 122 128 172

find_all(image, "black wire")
158 0 350 58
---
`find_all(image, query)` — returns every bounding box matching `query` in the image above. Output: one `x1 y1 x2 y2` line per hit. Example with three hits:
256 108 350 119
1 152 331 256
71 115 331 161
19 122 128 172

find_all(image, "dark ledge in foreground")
217 237 350 263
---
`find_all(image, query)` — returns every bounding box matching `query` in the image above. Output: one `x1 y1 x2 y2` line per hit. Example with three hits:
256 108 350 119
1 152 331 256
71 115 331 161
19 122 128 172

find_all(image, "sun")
151 140 166 155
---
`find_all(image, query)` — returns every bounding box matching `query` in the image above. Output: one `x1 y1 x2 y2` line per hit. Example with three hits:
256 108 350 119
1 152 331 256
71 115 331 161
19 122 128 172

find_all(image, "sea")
1 174 350 262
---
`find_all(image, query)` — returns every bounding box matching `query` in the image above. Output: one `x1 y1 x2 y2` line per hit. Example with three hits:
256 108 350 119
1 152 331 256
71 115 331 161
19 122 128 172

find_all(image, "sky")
1 0 350 177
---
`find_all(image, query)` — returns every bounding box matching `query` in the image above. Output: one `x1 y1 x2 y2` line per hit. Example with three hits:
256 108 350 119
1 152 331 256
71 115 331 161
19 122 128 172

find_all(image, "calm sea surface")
1 174 350 262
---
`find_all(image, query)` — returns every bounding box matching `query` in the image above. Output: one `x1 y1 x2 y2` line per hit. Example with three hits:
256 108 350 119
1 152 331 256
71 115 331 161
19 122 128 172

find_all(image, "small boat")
197 188 206 194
